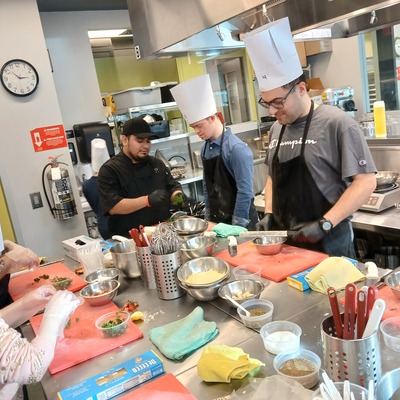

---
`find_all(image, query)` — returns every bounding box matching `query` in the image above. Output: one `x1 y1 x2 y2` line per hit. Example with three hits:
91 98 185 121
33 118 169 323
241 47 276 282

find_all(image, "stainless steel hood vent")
128 0 400 59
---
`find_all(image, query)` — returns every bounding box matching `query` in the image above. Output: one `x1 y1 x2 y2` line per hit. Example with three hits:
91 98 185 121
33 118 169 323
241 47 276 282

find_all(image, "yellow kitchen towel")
149 306 218 360
305 256 365 294
197 345 264 383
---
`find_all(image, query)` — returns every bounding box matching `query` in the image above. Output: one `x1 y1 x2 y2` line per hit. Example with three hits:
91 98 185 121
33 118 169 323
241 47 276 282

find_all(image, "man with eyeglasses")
171 74 258 229
244 17 376 257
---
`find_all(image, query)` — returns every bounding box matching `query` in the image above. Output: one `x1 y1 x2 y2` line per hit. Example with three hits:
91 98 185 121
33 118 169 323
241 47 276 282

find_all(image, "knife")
239 231 288 237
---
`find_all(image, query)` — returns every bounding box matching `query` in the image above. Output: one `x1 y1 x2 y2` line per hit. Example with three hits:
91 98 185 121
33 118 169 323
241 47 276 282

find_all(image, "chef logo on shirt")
359 159 367 166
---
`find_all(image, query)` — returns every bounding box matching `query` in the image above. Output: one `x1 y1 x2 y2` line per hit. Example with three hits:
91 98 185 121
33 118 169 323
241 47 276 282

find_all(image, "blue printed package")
58 350 164 400
287 267 316 292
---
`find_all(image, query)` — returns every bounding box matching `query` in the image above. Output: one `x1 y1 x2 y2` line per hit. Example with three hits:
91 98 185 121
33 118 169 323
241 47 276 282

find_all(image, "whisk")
151 222 181 255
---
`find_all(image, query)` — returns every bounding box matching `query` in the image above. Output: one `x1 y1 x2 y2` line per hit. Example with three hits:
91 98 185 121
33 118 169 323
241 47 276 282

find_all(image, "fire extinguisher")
42 155 77 220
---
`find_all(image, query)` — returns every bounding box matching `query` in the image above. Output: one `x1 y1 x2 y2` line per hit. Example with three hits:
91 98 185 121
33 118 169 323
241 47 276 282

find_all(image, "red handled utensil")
139 225 150 247
357 289 367 339
343 283 357 340
327 287 343 339
367 286 378 319
129 228 143 247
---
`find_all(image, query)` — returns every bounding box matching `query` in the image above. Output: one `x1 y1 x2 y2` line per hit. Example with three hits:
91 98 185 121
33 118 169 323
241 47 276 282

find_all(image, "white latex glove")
0 284 56 328
3 240 40 273
39 290 83 338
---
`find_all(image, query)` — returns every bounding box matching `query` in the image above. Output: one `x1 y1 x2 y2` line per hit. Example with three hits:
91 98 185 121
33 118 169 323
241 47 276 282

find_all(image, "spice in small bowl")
237 298 274 329
95 311 130 338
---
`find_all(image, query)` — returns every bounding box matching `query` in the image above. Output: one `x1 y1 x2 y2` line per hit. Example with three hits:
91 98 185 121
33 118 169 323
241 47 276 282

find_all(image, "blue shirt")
202 127 254 227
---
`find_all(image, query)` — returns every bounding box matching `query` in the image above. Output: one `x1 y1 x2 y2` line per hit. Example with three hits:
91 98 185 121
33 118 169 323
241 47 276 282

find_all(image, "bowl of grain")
236 298 274 329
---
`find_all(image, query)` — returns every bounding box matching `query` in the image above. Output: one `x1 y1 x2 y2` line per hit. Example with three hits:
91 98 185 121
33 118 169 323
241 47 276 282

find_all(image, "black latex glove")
148 189 170 207
289 220 326 244
256 213 275 231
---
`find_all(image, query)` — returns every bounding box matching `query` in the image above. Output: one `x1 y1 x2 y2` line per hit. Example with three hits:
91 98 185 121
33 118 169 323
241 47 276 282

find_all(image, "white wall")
40 10 131 130
0 0 87 257
308 36 364 119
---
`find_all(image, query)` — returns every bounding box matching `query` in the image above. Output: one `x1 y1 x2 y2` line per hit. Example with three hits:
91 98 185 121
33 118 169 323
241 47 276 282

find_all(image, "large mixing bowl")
110 240 141 279
179 279 228 301
80 279 120 306
376 170 399 188
172 217 208 236
181 236 217 259
252 236 286 255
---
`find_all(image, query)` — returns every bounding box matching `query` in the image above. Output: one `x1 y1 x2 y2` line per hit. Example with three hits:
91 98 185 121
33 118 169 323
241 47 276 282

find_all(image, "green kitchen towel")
212 223 248 238
149 306 218 360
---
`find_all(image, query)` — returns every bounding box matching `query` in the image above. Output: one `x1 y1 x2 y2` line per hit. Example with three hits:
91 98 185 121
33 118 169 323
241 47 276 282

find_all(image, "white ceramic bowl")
273 348 321 389
260 320 302 354
236 298 274 329
380 316 400 352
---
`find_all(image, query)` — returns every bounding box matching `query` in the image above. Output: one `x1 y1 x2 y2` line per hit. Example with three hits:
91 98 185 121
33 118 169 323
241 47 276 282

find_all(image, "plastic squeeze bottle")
373 101 387 138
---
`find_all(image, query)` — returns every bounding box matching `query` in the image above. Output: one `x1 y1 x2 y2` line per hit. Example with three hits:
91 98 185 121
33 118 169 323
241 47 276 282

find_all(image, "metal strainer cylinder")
321 314 381 388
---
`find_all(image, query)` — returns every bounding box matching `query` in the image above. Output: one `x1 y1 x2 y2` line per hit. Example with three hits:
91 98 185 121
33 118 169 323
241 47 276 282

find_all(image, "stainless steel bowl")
85 268 120 284
179 278 229 301
181 236 217 259
252 236 286 255
110 240 141 279
218 279 265 306
376 170 399 188
172 217 208 236
376 367 400 400
385 267 400 299
177 257 230 287
80 279 120 306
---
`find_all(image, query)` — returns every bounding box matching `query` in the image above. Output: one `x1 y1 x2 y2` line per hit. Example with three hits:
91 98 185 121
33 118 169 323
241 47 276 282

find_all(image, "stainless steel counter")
21 242 400 399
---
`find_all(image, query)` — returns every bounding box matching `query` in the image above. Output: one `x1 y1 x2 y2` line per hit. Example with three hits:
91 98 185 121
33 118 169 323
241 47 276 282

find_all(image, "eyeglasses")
258 84 297 109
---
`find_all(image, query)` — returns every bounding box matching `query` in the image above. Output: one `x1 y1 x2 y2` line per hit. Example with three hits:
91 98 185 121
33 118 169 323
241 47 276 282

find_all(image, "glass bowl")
232 264 262 280
95 311 130 338
236 298 274 329
380 316 400 352
260 320 301 354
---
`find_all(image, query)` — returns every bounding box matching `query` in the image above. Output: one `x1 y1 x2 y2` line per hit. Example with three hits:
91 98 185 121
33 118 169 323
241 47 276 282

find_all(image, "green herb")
51 276 72 290
172 193 184 206
33 274 50 283
65 319 71 329
101 314 127 338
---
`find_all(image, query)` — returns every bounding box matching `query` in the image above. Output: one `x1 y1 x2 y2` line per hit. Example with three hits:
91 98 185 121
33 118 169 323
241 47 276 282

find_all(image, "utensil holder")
321 314 382 388
151 250 185 300
137 246 156 289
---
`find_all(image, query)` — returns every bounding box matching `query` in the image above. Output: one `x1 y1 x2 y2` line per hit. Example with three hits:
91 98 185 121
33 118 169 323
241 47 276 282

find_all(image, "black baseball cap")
122 117 158 139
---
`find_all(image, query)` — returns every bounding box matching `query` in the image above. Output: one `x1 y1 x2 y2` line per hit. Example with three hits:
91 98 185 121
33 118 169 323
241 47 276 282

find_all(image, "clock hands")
11 71 22 79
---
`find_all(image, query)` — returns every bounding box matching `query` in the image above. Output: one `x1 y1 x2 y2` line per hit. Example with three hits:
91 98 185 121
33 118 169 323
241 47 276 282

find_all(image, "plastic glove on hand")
39 290 83 338
289 220 325 244
148 189 170 207
255 213 274 231
3 240 40 272
24 284 57 311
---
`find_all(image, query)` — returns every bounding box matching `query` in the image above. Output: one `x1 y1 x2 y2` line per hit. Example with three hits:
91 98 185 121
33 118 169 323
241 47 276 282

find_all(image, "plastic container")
233 264 262 280
260 321 302 354
313 382 369 400
237 298 274 329
112 86 161 110
380 316 400 352
95 311 130 338
273 349 321 389
374 100 387 138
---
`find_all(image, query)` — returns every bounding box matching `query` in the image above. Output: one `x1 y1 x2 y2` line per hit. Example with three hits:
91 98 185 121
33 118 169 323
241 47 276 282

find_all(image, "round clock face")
1 59 39 97
395 38 400 57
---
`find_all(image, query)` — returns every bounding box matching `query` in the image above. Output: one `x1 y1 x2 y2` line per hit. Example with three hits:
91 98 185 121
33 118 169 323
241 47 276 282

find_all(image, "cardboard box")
306 77 325 97
295 42 307 68
305 40 333 56
62 235 99 261
287 266 315 292
58 350 164 400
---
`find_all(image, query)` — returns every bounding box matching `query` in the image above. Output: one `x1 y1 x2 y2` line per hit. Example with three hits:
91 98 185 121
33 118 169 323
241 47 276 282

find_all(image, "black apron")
202 131 237 224
271 102 355 257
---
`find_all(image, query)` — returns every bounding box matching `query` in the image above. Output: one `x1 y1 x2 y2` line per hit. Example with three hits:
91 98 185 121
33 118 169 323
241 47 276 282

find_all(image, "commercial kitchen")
2 0 400 399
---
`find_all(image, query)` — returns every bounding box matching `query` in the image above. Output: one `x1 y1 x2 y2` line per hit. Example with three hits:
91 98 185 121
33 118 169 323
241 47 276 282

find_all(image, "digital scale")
359 184 400 213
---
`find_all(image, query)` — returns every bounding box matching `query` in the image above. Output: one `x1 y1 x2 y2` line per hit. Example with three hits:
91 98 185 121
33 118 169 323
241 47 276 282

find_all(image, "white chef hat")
170 74 217 124
243 17 303 92
91 138 110 174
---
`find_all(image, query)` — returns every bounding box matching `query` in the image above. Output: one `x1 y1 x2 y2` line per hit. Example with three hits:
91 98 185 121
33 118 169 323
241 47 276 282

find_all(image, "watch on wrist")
319 217 333 234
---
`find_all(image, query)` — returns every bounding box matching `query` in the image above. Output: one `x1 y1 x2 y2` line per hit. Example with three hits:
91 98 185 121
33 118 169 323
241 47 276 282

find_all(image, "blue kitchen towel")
149 306 218 360
212 223 248 238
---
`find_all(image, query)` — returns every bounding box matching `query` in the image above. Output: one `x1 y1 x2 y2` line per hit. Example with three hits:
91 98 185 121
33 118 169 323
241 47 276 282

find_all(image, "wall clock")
395 37 400 57
0 59 39 97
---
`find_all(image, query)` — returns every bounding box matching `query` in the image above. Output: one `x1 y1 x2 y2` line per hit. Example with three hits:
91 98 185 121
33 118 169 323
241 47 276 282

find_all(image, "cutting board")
214 243 328 282
30 301 143 375
119 373 196 400
8 263 87 301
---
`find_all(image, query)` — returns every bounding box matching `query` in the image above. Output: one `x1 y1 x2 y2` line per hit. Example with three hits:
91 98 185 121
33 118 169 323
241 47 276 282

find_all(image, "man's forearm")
109 196 149 215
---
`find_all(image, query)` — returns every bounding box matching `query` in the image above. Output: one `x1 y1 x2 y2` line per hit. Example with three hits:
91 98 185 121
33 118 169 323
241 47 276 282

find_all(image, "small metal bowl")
85 268 120 284
80 279 120 307
177 257 230 287
181 236 217 259
384 267 400 300
218 279 265 306
172 217 208 236
252 236 286 255
179 278 229 301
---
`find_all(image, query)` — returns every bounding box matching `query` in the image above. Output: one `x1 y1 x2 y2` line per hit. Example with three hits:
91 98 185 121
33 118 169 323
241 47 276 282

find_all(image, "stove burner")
374 183 399 193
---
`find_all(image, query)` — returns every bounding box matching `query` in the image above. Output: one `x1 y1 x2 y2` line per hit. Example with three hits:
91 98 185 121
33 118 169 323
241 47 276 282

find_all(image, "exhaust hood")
128 0 400 59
